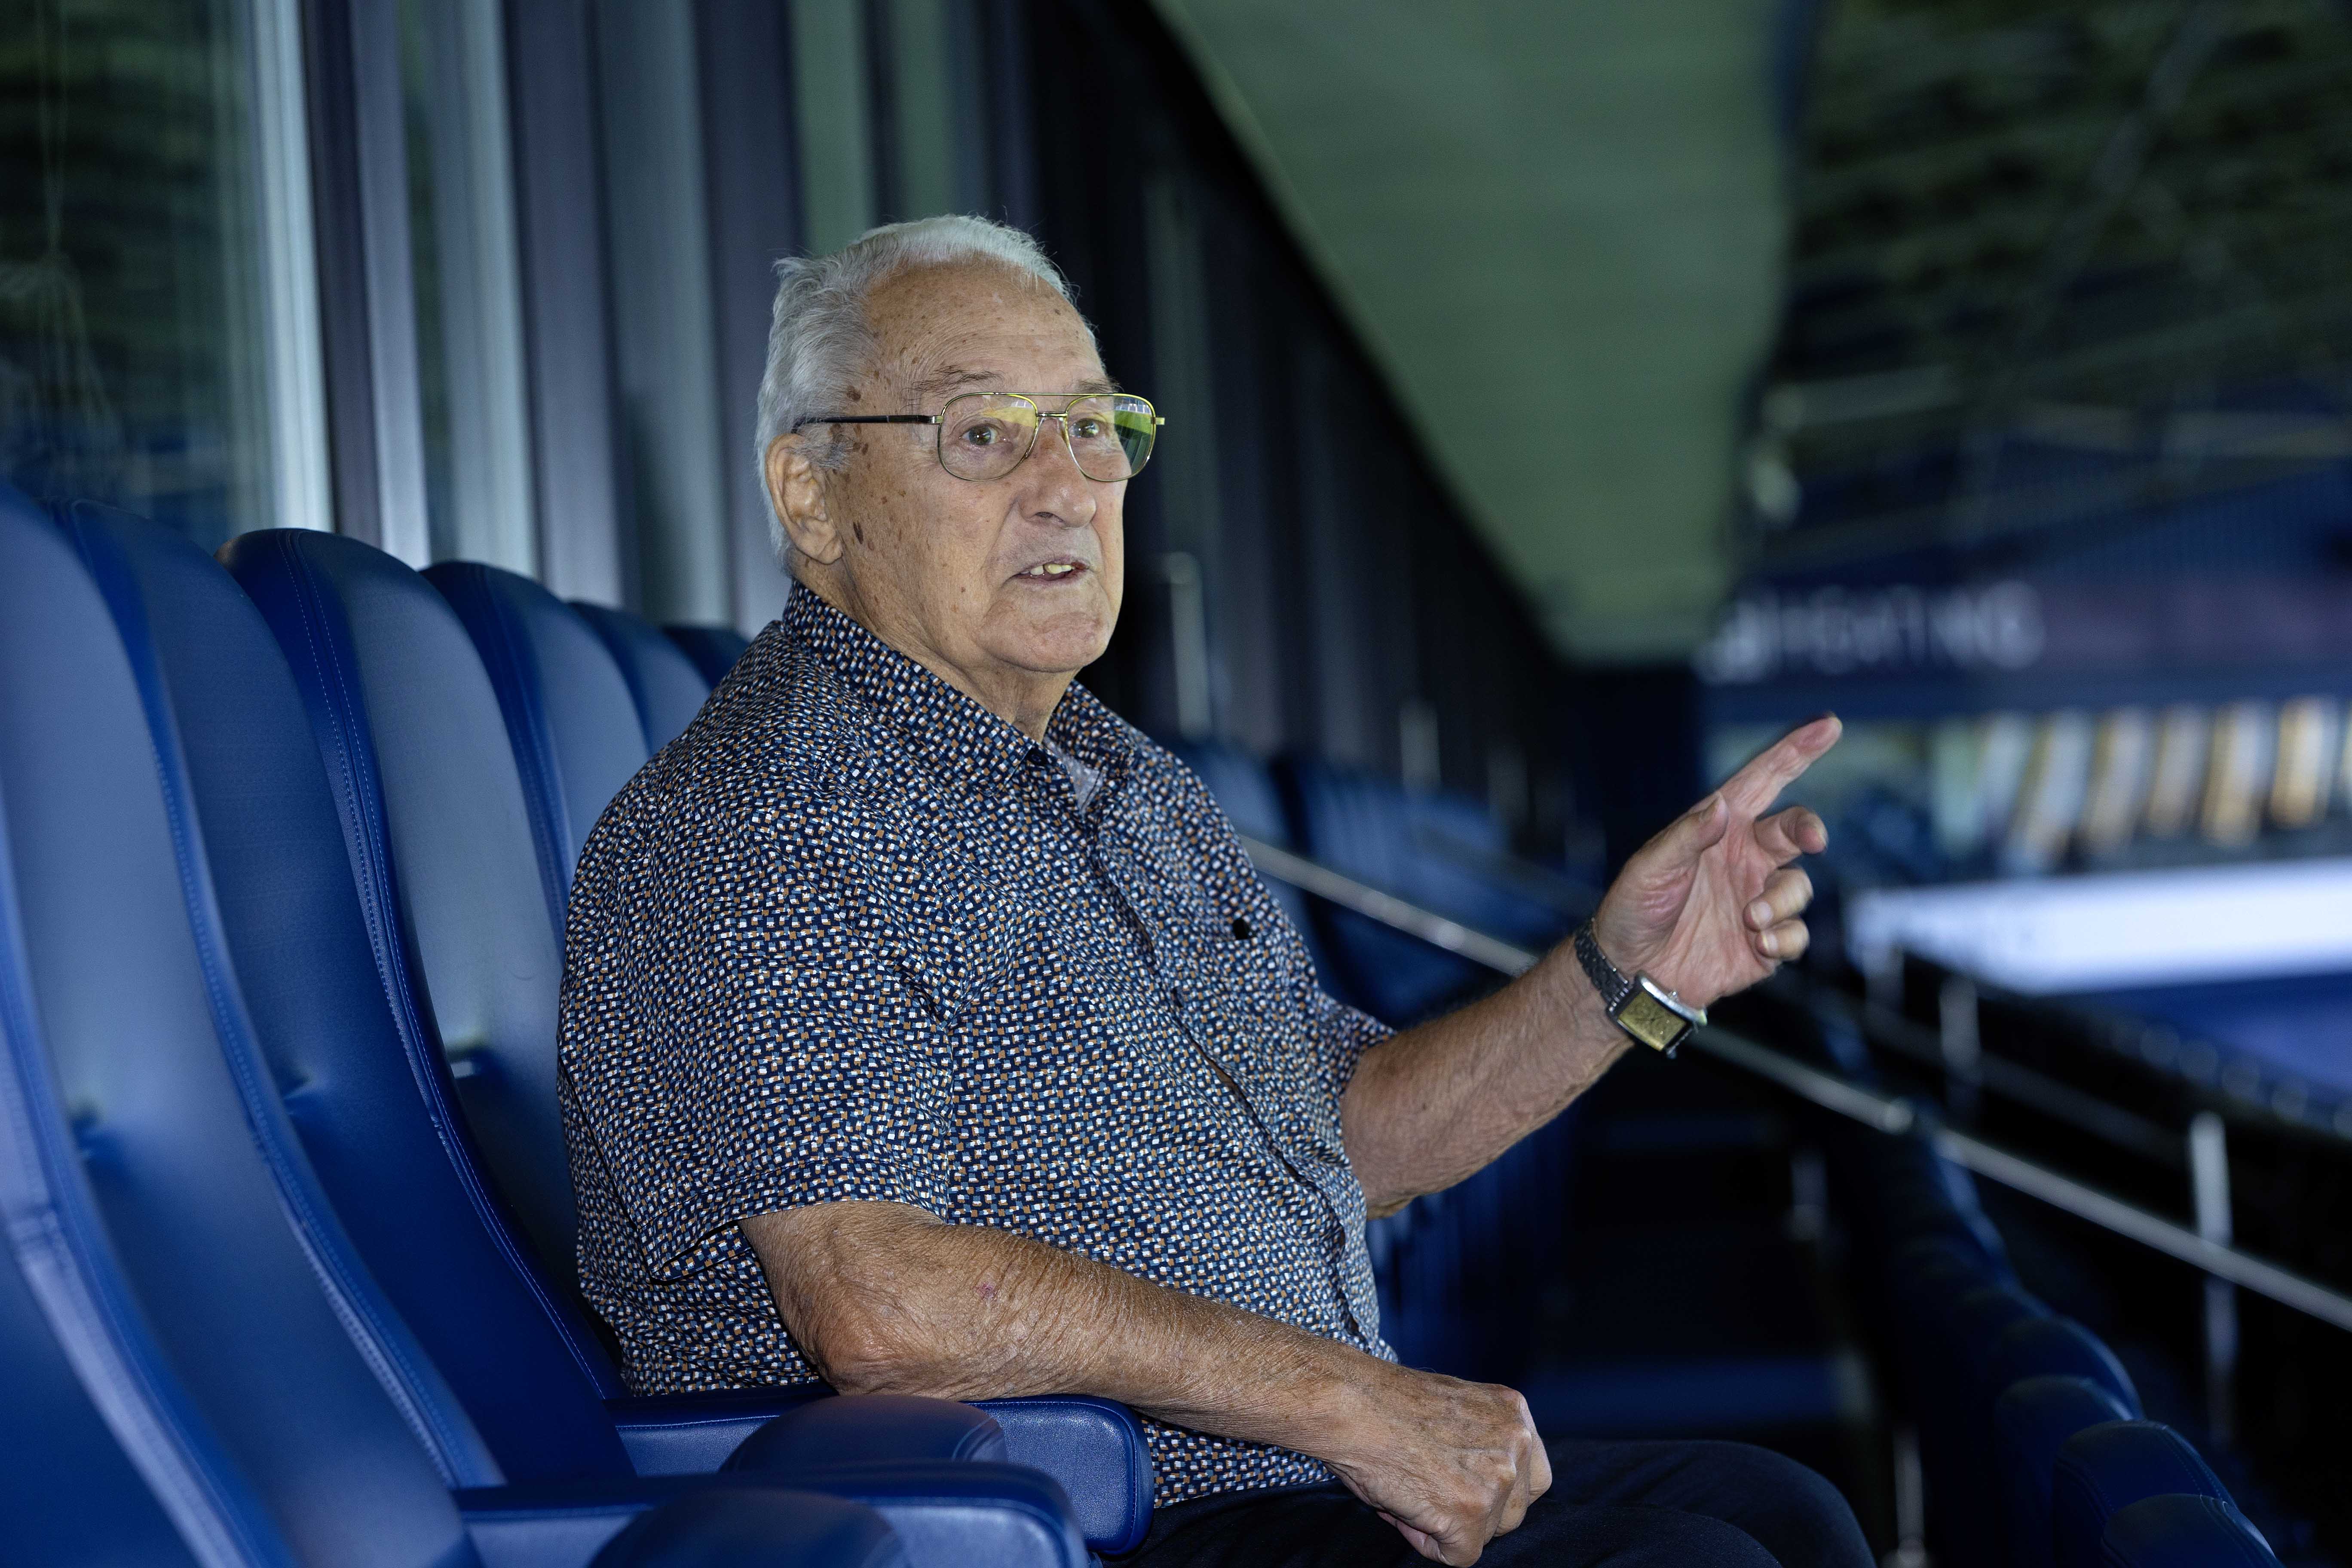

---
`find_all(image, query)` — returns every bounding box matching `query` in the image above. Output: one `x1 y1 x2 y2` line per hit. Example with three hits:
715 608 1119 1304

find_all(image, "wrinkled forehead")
861 259 1110 403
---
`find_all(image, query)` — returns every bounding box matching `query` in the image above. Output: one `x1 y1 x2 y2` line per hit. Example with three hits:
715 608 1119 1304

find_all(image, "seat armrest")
459 1484 901 1568
726 1394 1006 1470
462 1464 1083 1568
613 1387 1151 1555
459 1483 653 1568
974 1396 1155 1555
609 1386 833 1475
595 1490 904 1568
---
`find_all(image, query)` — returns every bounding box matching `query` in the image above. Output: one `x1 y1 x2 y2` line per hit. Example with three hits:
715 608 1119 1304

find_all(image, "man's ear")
766 434 846 566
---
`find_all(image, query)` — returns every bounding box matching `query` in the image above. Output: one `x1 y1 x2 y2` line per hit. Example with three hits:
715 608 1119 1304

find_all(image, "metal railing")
1237 833 2352 1337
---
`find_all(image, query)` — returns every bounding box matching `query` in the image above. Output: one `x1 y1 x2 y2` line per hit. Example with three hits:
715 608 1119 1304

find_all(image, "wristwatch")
1572 920 1704 1057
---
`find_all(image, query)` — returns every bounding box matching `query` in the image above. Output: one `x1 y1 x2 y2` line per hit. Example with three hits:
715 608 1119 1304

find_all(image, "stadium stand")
1 478 2306 1562
8 1 2349 1562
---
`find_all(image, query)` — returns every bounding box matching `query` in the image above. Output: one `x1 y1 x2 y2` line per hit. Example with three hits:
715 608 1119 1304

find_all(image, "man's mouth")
1016 560 1087 579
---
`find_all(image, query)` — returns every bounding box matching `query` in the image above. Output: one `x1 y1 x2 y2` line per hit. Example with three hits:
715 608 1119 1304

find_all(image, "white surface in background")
1848 858 2352 994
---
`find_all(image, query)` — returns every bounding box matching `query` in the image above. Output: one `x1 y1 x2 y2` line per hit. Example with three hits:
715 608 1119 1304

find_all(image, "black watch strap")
1573 920 1633 1012
1572 919 1701 1057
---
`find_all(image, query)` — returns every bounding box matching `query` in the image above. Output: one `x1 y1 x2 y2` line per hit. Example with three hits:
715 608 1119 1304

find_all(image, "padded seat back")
574 600 715 751
0 1206 197 1565
73 508 634 1471
0 498 481 1567
2101 1494 2279 1568
665 623 754 688
1987 1317 2139 1417
425 561 650 928
2053 1422 2234 1568
222 529 578 1289
1993 1375 2138 1568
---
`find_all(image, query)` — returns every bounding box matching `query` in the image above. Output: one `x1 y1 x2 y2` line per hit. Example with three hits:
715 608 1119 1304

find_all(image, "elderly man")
561 214 1864 1568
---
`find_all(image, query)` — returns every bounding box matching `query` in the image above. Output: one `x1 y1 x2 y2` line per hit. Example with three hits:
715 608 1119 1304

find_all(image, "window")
0 0 327 548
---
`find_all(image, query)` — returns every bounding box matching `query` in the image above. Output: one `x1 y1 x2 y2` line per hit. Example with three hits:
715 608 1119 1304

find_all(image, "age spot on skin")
975 1280 997 1300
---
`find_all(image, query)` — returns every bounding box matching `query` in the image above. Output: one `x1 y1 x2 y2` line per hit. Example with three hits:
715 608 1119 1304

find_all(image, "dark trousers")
1113 1439 1874 1567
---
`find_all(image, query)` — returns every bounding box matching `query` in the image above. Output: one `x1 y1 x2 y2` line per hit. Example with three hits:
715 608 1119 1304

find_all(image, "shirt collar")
783 586 1135 796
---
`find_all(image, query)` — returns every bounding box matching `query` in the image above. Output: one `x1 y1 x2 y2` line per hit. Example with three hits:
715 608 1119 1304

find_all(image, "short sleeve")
560 795 957 1279
1300 984 1391 1112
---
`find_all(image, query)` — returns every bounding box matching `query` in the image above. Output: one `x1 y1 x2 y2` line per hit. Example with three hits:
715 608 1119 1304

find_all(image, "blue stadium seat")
224 528 586 1302
215 530 1148 1553
574 599 716 750
2101 1494 2282 1568
427 561 650 934
0 1204 199 1564
1994 1376 2141 1568
2052 1422 2237 1568
1987 1317 2140 1419
665 622 755 688
0 490 925 1568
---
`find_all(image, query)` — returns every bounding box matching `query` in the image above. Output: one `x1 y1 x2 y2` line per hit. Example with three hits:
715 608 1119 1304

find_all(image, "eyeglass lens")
940 393 1157 482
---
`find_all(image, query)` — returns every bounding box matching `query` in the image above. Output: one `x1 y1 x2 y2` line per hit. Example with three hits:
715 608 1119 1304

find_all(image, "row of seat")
0 492 1146 1566
1834 1118 2277 1567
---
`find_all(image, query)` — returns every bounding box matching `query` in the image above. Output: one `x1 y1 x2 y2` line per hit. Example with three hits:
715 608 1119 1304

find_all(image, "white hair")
753 214 1083 564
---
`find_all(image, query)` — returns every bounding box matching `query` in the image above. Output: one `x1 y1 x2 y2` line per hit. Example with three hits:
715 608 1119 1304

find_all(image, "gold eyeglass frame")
792 391 1166 483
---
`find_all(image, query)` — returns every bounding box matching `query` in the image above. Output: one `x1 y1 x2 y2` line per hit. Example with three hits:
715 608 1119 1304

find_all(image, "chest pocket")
1152 841 1326 1108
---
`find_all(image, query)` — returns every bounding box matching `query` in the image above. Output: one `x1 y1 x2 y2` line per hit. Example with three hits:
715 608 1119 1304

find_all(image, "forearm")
1340 940 1627 1216
744 1201 1386 1455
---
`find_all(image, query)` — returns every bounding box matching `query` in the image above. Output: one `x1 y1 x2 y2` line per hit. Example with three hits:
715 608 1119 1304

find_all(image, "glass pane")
0 0 319 548
792 0 876 252
400 0 535 573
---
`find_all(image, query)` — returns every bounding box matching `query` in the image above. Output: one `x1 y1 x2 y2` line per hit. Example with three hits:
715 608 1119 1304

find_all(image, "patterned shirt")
560 588 1396 1506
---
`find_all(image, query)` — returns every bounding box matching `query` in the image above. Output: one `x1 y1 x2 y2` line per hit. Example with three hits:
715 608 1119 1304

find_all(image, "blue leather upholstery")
72 505 638 1475
613 1389 836 1476
0 493 482 1566
588 1489 908 1568
730 1398 1008 1469
727 1394 1152 1553
2053 1423 2234 1568
573 600 715 751
223 528 583 1300
465 1466 1081 1568
0 1195 199 1565
426 561 650 937
974 1397 1157 1552
664 623 755 688
2100 1495 2280 1568
1988 1317 2141 1417
1995 1375 2140 1568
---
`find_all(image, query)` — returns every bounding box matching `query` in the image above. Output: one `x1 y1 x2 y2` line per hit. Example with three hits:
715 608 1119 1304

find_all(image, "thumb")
1638 792 1729 876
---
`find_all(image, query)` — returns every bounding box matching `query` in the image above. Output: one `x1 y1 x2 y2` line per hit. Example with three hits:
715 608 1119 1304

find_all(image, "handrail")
1236 834 2352 1336
1409 828 2188 1164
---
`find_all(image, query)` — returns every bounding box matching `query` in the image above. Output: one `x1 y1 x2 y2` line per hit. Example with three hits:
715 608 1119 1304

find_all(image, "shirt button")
1023 746 1050 768
1168 983 1186 1010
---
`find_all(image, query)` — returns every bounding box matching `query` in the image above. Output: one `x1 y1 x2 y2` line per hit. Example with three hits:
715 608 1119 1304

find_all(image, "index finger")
1720 714 1842 815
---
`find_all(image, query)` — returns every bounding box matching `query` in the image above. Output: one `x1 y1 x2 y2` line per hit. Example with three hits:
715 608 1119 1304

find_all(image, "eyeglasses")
793 392 1164 483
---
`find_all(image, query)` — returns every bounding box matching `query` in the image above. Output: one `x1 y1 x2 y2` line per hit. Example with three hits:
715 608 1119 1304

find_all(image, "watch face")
1613 988 1689 1053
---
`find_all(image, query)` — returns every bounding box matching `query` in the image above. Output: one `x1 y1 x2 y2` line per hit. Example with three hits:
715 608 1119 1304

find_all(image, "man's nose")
1023 416 1100 525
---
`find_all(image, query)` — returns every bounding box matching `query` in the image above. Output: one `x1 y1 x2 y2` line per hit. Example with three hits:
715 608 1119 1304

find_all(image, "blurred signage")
1696 583 2045 685
1700 575 2352 687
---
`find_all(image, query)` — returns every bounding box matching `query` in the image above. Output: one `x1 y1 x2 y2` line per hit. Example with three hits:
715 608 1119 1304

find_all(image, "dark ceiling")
1756 0 2352 580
